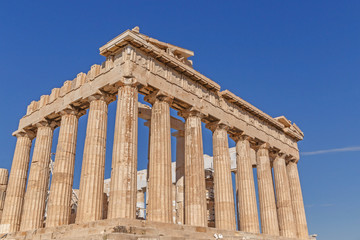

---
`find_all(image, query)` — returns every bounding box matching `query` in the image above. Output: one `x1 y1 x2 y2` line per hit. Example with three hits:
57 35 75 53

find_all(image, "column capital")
205 120 230 132
13 129 36 140
178 107 204 119
252 142 271 152
286 156 299 164
35 118 58 130
60 105 86 118
144 90 173 105
114 77 139 88
229 133 252 143
88 90 116 104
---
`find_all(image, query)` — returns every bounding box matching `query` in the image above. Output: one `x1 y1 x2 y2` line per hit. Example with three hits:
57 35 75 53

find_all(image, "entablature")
17 28 303 159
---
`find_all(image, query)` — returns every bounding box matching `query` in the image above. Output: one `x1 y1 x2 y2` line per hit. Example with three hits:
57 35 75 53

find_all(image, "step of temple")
2 218 299 240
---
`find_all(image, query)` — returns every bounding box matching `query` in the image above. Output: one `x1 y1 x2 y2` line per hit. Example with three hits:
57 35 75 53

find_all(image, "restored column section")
20 120 54 231
76 93 113 224
287 160 309 239
273 153 296 238
181 109 207 227
136 189 145 219
171 183 177 224
209 123 236 230
0 131 33 233
256 143 279 236
145 93 173 223
0 169 9 222
232 135 259 233
108 79 138 220
172 130 185 225
46 107 84 227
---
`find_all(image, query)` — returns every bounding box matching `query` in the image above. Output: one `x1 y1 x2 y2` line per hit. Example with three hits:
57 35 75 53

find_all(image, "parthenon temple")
0 27 312 240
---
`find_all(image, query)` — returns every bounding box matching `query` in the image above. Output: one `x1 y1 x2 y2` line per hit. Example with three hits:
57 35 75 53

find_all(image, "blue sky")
0 1 359 239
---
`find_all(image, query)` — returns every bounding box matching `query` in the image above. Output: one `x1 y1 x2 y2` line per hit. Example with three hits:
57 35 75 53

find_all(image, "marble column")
273 154 297 238
256 143 279 236
76 93 113 224
0 131 33 233
108 80 138 220
210 123 236 230
146 94 172 223
287 161 309 239
232 135 259 233
173 130 185 225
20 121 54 231
46 107 83 227
181 110 207 227
0 169 9 222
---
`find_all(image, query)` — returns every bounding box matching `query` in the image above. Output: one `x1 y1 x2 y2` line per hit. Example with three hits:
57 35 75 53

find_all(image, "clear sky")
0 1 359 239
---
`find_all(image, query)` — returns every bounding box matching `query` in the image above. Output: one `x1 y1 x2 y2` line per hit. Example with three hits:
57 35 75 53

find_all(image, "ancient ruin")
0 27 312 239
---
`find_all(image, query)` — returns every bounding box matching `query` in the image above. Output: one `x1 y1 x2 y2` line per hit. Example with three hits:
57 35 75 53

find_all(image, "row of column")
234 139 309 239
0 82 308 239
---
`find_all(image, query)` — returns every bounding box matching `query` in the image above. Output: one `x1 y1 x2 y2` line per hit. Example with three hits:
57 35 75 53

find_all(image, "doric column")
179 109 207 227
0 169 9 222
287 160 309 239
76 93 114 224
0 131 33 233
208 122 236 230
231 135 259 233
20 120 55 231
145 92 173 223
108 79 138 220
256 143 279 236
273 153 296 238
46 107 84 227
172 130 185 225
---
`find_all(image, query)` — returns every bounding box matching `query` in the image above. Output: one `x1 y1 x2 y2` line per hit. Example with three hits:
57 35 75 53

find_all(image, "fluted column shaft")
183 111 207 227
256 144 279 235
147 96 172 223
273 155 296 238
76 94 111 223
0 133 32 232
0 169 9 223
108 82 138 219
234 136 259 233
211 124 236 230
46 109 82 227
21 123 54 231
287 161 309 239
173 130 185 225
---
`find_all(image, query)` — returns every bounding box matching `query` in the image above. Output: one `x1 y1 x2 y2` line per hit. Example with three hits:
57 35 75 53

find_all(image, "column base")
3 218 312 240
